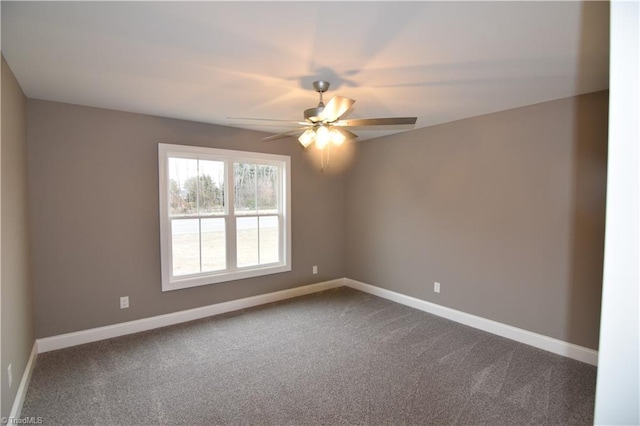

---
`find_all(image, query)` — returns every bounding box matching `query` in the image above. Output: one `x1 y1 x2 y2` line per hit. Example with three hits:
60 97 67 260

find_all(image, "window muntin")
159 144 291 291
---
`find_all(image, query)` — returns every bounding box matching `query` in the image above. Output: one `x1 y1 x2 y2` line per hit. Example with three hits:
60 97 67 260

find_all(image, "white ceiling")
1 1 609 141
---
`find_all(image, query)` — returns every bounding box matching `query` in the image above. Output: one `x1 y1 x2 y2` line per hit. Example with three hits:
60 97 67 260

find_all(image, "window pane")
201 218 226 272
160 144 290 291
199 160 225 214
168 158 199 216
257 165 279 213
172 219 200 276
234 163 256 213
259 216 279 264
237 216 258 267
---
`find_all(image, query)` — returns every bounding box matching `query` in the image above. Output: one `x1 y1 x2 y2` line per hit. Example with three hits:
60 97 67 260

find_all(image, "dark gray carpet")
22 287 596 425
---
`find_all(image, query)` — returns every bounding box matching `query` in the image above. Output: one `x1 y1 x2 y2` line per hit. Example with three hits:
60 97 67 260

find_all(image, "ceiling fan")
229 80 417 152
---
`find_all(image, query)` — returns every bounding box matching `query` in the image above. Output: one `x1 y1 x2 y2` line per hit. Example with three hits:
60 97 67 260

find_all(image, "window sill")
161 263 292 292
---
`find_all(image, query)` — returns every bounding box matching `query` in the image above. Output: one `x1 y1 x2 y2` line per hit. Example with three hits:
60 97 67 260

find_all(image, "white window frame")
159 143 291 291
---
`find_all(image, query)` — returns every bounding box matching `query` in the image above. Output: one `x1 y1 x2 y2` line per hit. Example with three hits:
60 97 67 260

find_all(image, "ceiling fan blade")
319 96 355 122
333 127 359 140
263 128 306 142
228 117 306 127
334 117 417 127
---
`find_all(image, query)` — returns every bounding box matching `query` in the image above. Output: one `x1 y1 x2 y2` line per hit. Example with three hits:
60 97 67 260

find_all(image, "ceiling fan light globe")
315 126 330 150
316 138 329 150
330 128 346 146
298 129 315 148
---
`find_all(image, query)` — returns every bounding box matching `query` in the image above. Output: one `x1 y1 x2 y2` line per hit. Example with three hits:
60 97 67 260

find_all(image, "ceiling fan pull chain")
321 145 330 172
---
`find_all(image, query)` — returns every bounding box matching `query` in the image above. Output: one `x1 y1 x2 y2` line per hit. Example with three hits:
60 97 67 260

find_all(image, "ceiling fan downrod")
304 80 330 122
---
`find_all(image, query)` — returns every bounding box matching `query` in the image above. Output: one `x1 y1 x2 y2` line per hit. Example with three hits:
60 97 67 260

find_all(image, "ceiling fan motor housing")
304 106 324 122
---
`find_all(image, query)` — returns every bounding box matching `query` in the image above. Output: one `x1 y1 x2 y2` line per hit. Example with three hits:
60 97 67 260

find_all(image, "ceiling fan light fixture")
298 129 315 148
315 125 330 150
250 80 416 168
330 128 346 146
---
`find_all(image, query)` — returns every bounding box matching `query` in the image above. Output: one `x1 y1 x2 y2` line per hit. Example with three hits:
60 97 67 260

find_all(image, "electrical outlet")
312 265 318 274
120 296 129 309
434 282 441 293
8 363 13 388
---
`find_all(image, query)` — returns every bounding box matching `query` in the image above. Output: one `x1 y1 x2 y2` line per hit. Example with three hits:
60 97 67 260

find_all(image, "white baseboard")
343 278 599 366
9 341 38 420
36 277 598 366
37 279 344 353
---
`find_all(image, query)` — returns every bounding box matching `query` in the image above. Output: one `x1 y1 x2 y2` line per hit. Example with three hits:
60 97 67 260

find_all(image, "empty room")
1 1 638 425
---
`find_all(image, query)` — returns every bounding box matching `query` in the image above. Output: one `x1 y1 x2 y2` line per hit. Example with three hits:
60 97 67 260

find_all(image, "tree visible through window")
159 144 291 291
234 162 280 267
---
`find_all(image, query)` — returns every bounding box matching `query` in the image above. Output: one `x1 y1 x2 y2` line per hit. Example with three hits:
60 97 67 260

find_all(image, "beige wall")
345 91 608 350
27 100 346 338
24 90 608 351
1 56 35 418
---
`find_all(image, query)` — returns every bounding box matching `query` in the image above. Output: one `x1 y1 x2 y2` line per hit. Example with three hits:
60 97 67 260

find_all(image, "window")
159 144 291 291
